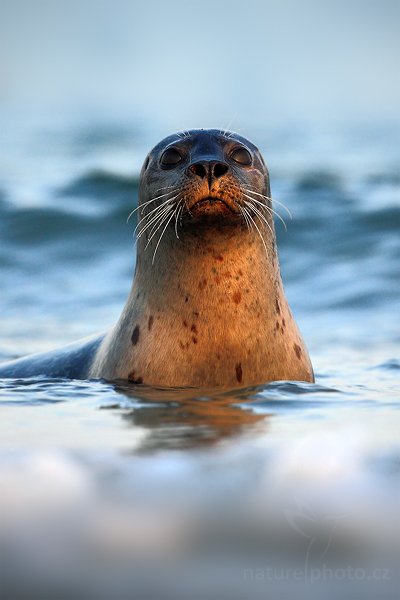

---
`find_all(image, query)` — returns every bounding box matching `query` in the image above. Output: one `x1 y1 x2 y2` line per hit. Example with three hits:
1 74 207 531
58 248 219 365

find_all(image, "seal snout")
188 160 229 186
185 157 240 218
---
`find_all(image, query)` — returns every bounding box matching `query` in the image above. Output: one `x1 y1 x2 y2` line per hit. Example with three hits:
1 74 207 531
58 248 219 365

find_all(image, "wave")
295 170 344 192
59 170 139 201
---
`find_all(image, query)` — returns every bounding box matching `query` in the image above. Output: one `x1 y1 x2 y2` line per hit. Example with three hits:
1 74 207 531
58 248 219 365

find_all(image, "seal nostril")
190 163 207 178
189 160 229 180
213 162 229 178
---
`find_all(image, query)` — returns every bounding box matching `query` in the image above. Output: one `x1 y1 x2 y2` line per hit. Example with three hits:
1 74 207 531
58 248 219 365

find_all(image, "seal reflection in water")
0 129 314 386
114 383 267 451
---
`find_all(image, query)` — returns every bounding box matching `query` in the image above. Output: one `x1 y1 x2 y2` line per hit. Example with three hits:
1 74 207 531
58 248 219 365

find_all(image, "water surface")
1 115 399 597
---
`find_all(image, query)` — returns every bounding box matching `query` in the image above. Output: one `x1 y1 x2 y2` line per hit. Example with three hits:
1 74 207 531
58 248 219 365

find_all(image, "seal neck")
133 223 281 311
89 220 314 386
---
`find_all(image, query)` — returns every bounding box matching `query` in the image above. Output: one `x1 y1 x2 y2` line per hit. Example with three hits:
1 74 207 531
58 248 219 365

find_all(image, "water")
0 113 399 598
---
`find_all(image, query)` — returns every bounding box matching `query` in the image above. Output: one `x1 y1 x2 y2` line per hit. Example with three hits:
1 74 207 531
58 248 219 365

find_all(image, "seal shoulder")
0 334 105 379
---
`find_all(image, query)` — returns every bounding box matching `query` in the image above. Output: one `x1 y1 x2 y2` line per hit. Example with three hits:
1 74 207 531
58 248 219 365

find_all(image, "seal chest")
90 129 314 387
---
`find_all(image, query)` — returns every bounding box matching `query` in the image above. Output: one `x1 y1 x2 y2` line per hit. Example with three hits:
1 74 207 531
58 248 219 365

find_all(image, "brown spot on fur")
128 371 143 384
275 321 280 330
235 362 243 384
213 253 224 262
193 311 200 317
275 299 281 315
183 320 188 328
185 296 189 303
294 343 302 359
191 324 198 334
238 269 243 277
148 316 154 331
282 318 286 328
131 325 140 345
233 291 242 304
198 278 207 291
224 271 232 279
192 336 198 344
216 353 221 360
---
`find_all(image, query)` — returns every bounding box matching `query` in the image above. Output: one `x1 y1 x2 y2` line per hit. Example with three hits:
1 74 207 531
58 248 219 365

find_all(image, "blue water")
0 114 399 596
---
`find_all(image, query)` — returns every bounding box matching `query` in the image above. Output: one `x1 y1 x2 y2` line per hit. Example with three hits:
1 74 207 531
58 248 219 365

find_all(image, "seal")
0 129 314 386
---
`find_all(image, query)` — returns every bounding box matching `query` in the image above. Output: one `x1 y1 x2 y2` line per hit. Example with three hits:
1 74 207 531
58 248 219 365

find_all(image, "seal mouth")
189 196 239 215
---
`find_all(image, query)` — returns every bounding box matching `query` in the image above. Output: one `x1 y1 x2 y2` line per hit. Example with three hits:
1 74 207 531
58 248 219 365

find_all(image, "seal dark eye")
230 147 252 166
160 147 183 167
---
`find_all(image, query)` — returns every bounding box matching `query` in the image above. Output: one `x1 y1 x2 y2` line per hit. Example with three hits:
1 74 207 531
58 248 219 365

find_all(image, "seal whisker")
225 129 240 140
145 194 183 237
127 189 179 223
134 194 180 235
239 206 251 232
140 193 180 220
174 206 180 239
135 207 172 239
138 190 179 215
143 206 175 249
241 205 254 231
221 114 238 138
152 209 176 264
242 205 269 255
136 203 175 240
243 188 293 219
242 186 293 219
243 193 287 232
154 185 176 193
143 206 175 240
127 205 143 224
174 199 185 240
179 196 187 224
243 198 275 236
136 200 175 238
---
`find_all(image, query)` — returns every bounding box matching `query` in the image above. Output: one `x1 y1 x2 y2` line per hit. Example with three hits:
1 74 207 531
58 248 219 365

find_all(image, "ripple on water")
372 358 400 371
58 170 139 202
0 377 115 405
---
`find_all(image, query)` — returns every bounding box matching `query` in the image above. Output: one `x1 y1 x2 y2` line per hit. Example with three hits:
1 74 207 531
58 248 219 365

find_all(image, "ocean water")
0 114 399 598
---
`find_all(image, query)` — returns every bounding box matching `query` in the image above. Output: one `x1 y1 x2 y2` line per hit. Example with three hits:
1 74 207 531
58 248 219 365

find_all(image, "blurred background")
0 1 399 598
1 0 400 125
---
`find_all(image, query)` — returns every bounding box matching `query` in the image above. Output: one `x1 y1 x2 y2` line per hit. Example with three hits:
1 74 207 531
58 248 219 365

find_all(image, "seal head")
137 129 271 260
